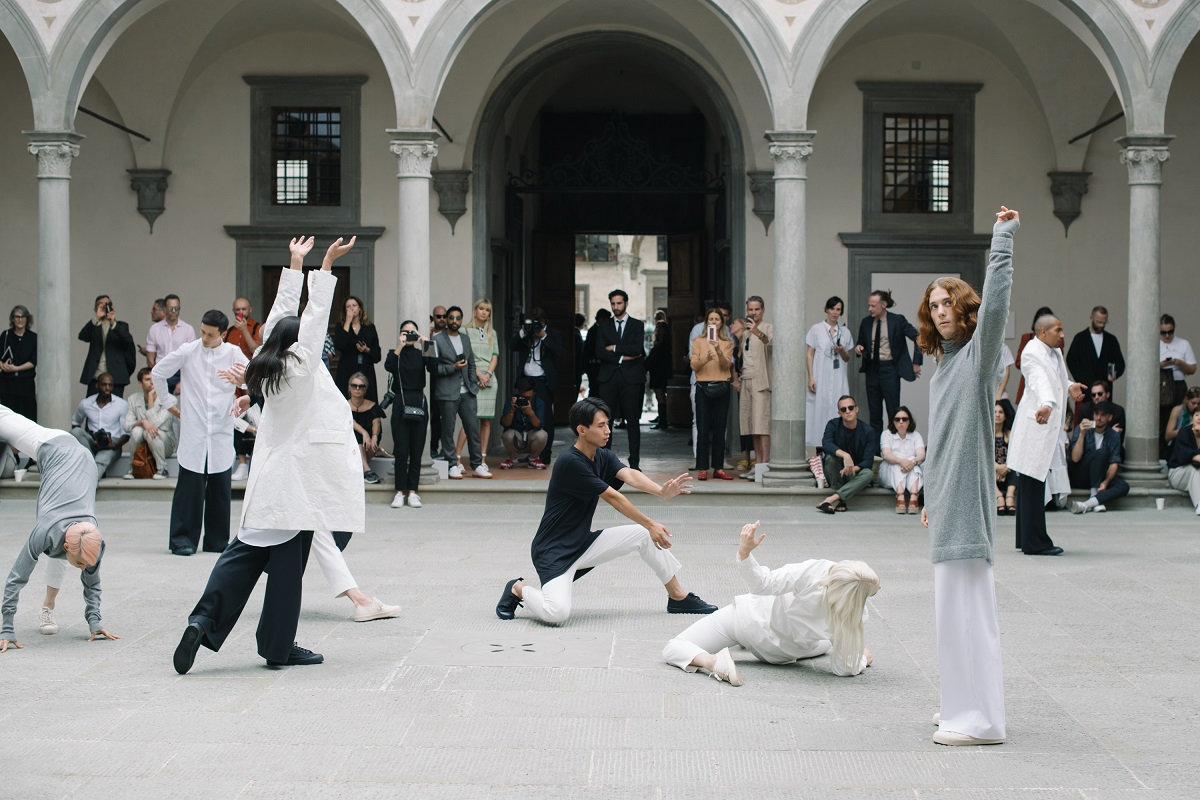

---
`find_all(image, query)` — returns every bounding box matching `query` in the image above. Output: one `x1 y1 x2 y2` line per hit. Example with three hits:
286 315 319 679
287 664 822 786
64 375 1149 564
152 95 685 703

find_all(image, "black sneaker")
495 578 523 620
667 592 718 615
266 642 324 667
364 470 381 485
173 622 203 675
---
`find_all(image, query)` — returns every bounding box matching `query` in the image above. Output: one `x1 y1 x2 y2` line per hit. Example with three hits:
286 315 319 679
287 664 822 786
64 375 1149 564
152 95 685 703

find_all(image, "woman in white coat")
173 235 365 674
805 297 854 447
663 521 878 685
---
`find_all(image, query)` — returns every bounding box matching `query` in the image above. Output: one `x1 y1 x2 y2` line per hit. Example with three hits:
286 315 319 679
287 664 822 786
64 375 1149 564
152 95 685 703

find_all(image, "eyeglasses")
447 315 462 321
433 314 446 319
11 314 26 319
838 405 856 413
349 383 367 389
893 416 910 422
165 306 180 312
1161 329 1175 336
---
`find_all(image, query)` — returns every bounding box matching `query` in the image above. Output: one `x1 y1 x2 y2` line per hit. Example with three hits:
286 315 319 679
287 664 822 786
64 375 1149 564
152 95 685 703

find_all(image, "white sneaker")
231 462 249 481
1094 504 1106 513
1071 501 1090 514
39 606 58 635
390 491 405 509
448 465 463 479
353 598 402 622
474 464 493 479
122 472 134 480
407 493 422 509
710 647 742 686
153 468 168 480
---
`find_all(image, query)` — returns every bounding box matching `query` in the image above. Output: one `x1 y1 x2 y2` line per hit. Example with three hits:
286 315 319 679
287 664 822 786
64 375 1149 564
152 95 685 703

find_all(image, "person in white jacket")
173 235 364 674
663 521 878 685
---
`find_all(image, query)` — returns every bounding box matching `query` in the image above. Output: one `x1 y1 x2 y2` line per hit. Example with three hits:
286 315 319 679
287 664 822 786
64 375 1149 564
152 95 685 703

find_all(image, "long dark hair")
245 316 301 397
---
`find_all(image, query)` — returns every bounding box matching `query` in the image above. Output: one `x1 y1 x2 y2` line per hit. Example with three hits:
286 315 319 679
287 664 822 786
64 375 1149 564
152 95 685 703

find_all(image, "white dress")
805 322 854 446
878 430 925 490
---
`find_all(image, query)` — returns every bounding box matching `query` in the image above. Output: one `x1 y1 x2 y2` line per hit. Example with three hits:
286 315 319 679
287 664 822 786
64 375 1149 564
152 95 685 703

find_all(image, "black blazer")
333 323 382 403
1066 329 1125 388
856 312 923 382
510 329 564 391
594 316 646 385
78 320 136 386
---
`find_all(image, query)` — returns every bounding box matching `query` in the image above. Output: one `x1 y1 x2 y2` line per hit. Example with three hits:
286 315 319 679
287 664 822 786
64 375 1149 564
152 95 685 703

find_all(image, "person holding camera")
1067 402 1129 514
79 295 136 399
512 306 564 464
70 373 130 482
432 306 490 479
333 295 382 403
691 308 734 481
384 320 434 508
499 376 548 470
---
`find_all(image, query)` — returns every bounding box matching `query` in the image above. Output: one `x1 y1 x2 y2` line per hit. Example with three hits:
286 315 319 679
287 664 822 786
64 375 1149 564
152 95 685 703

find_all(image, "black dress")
0 328 37 421
351 403 386 444
646 335 673 391
333 324 382 403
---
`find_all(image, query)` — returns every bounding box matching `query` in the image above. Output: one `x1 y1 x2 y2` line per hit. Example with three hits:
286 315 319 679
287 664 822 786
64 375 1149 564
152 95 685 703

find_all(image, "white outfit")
310 530 357 597
151 340 247 474
1160 336 1196 382
124 391 177 466
664 555 867 676
1007 337 1072 481
239 269 364 539
1045 426 1070 507
1168 464 1200 508
521 524 681 625
934 558 1006 740
804 322 854 447
878 430 925 491
71 395 129 438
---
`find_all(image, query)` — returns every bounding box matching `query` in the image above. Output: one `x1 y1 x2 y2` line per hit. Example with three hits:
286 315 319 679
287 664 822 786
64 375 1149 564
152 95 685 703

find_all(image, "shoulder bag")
393 357 428 422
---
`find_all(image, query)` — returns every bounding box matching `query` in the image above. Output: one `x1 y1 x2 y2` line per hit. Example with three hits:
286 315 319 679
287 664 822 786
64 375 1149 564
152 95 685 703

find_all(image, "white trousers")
311 531 358 598
934 558 1006 740
1168 466 1200 508
522 524 682 625
663 604 738 671
44 557 66 590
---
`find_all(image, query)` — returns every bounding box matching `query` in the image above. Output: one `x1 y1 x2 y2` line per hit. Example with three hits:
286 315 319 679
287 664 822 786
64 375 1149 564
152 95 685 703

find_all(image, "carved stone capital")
765 130 815 180
1047 171 1090 236
128 169 172 233
1117 135 1173 186
747 171 775 234
25 132 83 179
618 252 641 280
431 170 470 234
388 130 439 179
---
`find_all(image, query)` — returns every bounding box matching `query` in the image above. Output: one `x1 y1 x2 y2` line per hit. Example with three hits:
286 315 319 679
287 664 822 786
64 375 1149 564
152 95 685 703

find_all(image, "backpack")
131 442 157 479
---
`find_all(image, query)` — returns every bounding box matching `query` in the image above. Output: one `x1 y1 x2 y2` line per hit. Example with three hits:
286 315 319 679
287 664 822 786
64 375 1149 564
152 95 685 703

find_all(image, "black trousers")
0 381 36 422
695 382 731 471
1067 449 1130 506
864 362 901 443
530 375 556 461
392 416 426 492
599 374 645 467
234 429 255 458
188 531 314 663
1015 472 1056 553
169 463 232 553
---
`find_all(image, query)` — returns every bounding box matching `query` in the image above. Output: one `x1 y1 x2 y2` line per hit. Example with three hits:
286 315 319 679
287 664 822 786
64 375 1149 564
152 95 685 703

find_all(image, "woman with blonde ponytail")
663 521 878 685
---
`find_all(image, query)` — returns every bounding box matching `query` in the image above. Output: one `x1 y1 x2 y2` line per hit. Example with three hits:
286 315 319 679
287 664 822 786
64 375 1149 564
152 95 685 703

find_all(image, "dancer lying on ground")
663 520 877 685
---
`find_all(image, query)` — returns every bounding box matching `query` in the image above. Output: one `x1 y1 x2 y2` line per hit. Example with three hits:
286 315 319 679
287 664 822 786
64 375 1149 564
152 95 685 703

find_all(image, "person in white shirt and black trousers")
512 306 563 464
152 309 248 556
594 290 647 470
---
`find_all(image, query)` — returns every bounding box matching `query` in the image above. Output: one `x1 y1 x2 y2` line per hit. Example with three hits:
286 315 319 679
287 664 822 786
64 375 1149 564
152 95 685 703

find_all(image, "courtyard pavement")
1 493 1198 799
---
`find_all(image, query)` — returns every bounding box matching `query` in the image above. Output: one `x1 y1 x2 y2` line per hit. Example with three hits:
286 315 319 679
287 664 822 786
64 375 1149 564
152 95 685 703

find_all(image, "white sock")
1083 497 1099 510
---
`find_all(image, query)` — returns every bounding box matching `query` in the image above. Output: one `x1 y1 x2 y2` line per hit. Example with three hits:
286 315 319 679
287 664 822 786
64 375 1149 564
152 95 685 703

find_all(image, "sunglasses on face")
350 383 367 389
1161 329 1175 336
839 405 856 413
434 314 445 319
447 315 462 321
1091 391 1105 398
894 416 910 422
165 306 180 312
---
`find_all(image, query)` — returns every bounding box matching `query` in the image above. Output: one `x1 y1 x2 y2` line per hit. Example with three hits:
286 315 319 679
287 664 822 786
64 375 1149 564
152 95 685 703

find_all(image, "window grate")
882 114 952 213
272 108 341 206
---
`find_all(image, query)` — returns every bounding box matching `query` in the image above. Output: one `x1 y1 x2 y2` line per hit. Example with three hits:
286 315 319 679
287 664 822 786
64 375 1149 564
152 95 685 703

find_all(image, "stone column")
1117 135 1172 486
762 131 815 487
389 129 440 484
25 132 82 428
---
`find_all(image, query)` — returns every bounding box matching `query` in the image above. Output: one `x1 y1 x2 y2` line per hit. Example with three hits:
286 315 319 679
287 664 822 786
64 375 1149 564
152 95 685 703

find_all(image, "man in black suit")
854 290 922 443
594 290 646 469
511 307 564 464
79 295 137 398
1066 305 1125 392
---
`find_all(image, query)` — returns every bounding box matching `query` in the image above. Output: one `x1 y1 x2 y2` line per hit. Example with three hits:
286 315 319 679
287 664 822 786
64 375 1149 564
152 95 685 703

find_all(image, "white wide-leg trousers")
662 604 738 671
934 557 1006 740
310 531 357 598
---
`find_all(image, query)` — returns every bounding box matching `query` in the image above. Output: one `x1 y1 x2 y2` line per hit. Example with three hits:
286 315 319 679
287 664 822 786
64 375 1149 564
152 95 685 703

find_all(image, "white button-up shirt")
151 340 248 473
72 395 129 438
1161 336 1196 382
145 319 196 360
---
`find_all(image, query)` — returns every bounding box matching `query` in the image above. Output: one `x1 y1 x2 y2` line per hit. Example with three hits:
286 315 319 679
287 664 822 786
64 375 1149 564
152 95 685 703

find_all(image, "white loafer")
710 647 743 687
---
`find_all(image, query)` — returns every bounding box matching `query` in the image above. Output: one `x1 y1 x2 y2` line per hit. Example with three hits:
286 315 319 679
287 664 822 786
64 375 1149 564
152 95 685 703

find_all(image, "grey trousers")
70 427 120 482
440 393 482 468
823 454 875 503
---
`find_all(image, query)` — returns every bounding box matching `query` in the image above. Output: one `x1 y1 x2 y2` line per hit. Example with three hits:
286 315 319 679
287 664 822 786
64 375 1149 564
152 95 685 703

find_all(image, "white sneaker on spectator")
390 491 405 508
154 468 168 480
448 464 464 479
474 464 493 479
122 472 134 481
231 462 249 481
407 493 422 508
39 606 58 635
1094 504 1106 513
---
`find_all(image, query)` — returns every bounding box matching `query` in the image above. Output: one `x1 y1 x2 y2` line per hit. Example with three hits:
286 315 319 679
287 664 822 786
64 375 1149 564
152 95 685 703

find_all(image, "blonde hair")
820 560 880 675
64 522 102 567
469 298 495 343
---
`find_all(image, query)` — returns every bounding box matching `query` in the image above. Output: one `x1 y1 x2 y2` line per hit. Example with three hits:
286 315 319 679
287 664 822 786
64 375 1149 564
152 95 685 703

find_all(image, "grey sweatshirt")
925 218 1017 564
2 435 103 639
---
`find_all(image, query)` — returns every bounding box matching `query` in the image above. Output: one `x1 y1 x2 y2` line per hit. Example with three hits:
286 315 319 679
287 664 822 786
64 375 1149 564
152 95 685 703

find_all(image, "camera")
379 390 395 410
103 301 113 314
523 318 545 336
515 396 531 408
403 331 420 342
91 429 112 450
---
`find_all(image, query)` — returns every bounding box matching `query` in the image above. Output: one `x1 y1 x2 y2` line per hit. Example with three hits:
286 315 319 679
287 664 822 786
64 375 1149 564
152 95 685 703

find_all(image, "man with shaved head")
0 404 118 652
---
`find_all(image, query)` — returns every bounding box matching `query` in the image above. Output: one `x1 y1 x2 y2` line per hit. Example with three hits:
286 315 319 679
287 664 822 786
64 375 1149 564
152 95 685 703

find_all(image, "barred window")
882 114 952 214
575 234 618 262
272 108 341 206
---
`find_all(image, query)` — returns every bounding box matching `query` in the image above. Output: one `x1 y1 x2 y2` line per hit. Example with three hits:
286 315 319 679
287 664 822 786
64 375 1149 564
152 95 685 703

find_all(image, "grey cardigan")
925 217 1017 564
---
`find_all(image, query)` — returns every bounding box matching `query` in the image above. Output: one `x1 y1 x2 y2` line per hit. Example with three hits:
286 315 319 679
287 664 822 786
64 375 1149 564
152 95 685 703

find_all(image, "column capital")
24 131 83 179
765 130 815 179
387 129 439 179
1117 134 1173 186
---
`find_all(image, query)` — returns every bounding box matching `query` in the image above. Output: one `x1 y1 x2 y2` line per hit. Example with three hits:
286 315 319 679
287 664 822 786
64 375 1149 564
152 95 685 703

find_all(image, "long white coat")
240 268 365 533
1007 335 1072 481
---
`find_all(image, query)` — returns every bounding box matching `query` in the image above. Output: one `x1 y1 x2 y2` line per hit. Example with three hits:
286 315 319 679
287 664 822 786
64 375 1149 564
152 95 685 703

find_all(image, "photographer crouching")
499 376 549 470
510 307 562 464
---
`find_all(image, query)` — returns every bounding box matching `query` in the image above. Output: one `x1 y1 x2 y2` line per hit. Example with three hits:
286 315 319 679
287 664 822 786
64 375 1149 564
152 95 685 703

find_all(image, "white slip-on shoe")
353 598 402 622
474 464 493 479
39 606 58 635
710 647 743 686
122 472 134 481
231 462 249 482
933 730 1005 746
390 491 405 509
407 493 422 508
1094 504 1107 513
932 712 940 726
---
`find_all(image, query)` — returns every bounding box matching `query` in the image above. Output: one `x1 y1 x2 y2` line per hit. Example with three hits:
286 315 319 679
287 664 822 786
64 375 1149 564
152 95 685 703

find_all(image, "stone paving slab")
0 497 1198 797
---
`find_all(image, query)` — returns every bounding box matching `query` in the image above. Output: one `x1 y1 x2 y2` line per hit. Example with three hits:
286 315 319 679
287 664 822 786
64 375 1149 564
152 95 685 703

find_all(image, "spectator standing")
739 296 773 474
69 373 129 482
994 401 1016 515
333 296 381 403
223 297 263 482
574 313 587 400
996 343 1014 401
1167 413 1200 514
428 305 448 459
817 395 877 513
138 299 166 361
122 367 176 480
1014 306 1055 405
646 319 673 430
690 308 734 481
688 302 733 462
878 406 924 515
1158 314 1196 458
384 320 433 509
347 372 385 485
854 290 922 443
145 294 195 369
458 299 500 463
0 306 37 421
729 316 753 471
1065 305 1125 393
432 306 490 479
512 306 564 464
594 290 647 470
499 376 549 470
805 296 854 448
79 295 136 398
1164 386 1200 458
583 308 612 401
1068 403 1130 514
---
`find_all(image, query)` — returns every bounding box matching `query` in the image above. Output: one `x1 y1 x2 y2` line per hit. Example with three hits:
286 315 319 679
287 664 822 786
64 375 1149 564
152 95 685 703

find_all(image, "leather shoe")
173 622 203 675
495 577 523 620
1026 546 1064 556
172 546 195 556
667 592 718 615
266 642 324 667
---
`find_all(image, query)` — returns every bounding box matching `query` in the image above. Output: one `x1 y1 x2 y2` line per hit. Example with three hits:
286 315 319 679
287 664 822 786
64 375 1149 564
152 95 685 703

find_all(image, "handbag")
130 442 157 479
1160 368 1183 407
697 381 729 401
392 362 427 422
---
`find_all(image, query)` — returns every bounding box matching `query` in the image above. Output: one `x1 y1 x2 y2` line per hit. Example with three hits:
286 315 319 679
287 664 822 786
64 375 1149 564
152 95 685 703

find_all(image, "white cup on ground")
13 468 27 482
1155 497 1166 511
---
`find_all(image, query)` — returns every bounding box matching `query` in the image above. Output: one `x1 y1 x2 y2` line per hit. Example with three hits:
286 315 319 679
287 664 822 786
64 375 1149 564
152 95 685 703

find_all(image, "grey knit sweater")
925 218 1017 564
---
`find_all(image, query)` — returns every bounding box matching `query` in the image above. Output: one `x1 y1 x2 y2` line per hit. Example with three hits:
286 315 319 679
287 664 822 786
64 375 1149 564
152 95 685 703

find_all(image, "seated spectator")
1068 402 1129 514
70 373 129 482
499 376 548 470
1166 412 1200 515
1159 314 1197 458
817 395 877 514
347 372 385 485
1076 380 1125 450
993 401 1016 516
122 367 176 480
1164 386 1200 458
877 406 923 515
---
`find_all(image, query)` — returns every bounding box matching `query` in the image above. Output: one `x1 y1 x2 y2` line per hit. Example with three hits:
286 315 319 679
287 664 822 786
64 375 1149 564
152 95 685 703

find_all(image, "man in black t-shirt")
495 397 718 624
